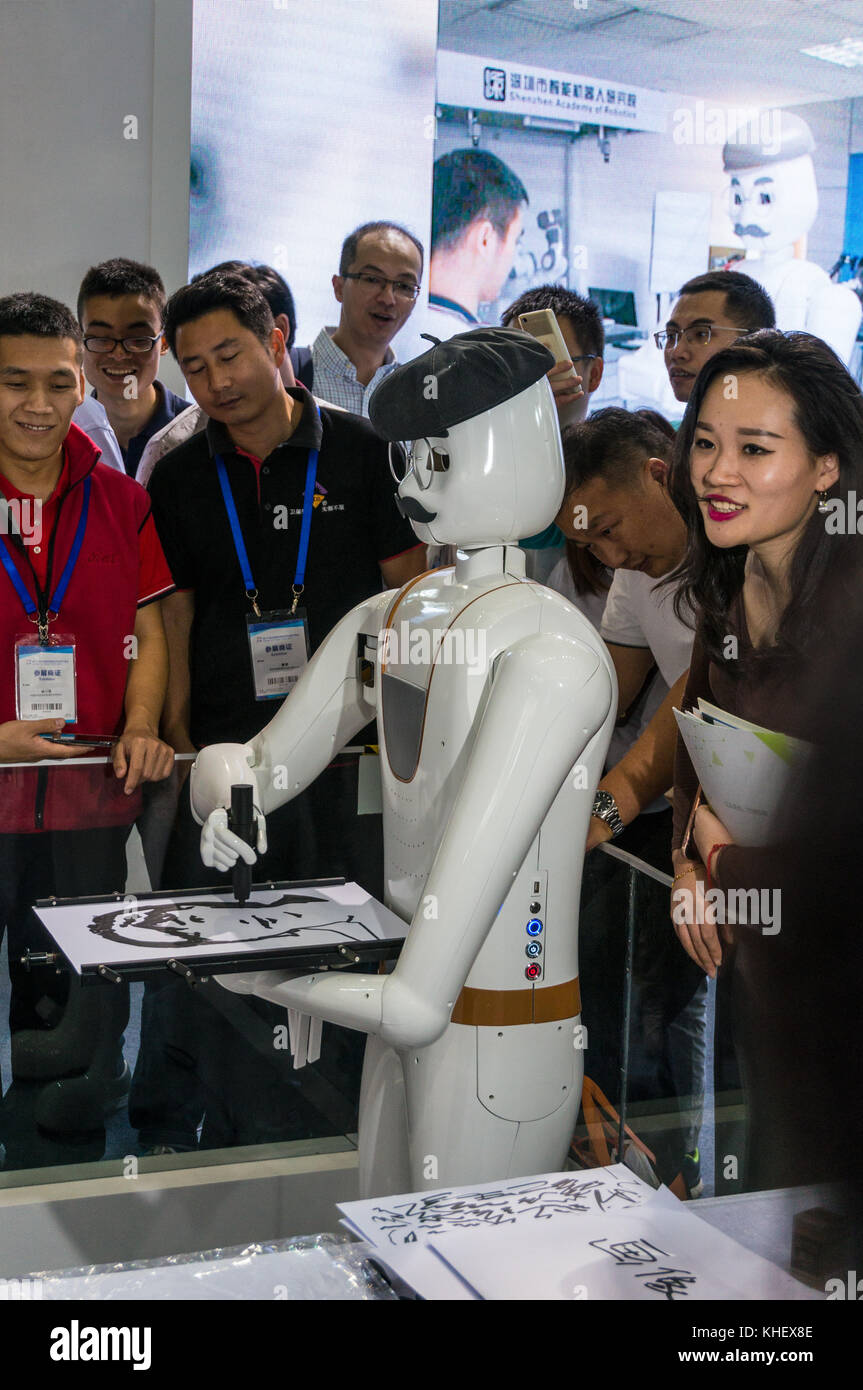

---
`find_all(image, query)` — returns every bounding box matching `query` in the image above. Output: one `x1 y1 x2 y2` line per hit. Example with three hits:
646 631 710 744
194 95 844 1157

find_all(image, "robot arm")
245 631 615 1048
190 589 394 838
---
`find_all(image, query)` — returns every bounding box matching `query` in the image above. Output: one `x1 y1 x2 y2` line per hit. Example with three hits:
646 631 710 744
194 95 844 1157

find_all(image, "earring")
817 491 830 513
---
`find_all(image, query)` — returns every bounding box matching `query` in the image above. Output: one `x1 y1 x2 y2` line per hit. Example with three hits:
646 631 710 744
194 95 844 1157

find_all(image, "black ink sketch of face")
86 893 379 949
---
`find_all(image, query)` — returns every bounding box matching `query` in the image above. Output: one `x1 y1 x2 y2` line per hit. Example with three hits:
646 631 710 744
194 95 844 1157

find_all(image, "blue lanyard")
215 418 319 617
0 475 91 643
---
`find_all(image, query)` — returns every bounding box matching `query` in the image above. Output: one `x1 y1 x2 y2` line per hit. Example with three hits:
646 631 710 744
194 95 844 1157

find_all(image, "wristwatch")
592 790 625 839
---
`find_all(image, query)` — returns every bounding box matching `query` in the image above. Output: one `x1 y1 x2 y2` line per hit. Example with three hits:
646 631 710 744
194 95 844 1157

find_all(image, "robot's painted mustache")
397 495 437 523
734 223 769 238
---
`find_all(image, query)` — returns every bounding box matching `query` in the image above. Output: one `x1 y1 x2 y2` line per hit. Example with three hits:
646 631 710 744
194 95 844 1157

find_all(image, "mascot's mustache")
734 223 769 238
397 495 437 523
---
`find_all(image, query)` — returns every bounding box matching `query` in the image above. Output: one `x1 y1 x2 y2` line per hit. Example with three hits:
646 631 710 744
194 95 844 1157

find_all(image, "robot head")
368 327 563 548
723 111 818 255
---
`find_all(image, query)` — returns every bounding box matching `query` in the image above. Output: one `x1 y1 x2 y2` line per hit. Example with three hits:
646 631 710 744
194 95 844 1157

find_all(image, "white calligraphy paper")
426 1204 819 1302
339 1164 658 1247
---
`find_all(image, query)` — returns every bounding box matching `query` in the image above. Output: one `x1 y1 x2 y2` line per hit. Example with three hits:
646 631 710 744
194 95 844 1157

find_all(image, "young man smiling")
0 293 174 1149
308 221 424 416
658 270 775 404
78 258 188 476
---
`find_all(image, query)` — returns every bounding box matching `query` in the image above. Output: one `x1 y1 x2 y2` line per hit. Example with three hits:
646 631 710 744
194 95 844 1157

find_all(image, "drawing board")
32 881 408 980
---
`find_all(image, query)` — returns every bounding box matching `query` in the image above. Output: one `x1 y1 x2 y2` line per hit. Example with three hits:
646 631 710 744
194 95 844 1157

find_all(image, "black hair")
666 330 863 676
0 292 83 355
199 260 250 277
77 258 167 325
564 540 612 598
338 222 424 277
163 272 275 357
501 285 605 359
195 262 297 348
562 407 675 496
675 270 775 332
242 266 297 346
431 150 528 254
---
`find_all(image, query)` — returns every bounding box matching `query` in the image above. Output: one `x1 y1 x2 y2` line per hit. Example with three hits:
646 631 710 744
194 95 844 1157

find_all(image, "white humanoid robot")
724 109 861 364
190 329 617 1196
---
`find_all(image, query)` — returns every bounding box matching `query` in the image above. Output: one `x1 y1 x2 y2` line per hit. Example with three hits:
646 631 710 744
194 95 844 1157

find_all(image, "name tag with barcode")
15 636 77 722
246 612 309 701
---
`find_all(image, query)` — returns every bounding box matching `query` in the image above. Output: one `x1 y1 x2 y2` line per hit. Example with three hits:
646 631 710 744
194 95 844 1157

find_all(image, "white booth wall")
0 0 192 392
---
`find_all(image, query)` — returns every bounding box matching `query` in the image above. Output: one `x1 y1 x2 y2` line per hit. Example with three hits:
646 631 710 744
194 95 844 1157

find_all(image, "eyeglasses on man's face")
341 272 420 301
653 324 747 351
83 334 162 354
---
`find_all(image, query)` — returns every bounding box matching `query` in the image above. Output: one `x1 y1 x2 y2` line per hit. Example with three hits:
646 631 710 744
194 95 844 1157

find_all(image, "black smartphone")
49 734 117 749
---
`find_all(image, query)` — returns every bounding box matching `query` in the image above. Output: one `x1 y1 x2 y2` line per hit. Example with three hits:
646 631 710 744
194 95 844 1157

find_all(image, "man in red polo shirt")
0 293 174 1158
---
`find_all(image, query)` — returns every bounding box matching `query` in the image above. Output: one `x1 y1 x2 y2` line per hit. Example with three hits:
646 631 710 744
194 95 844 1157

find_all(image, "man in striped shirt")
307 221 424 417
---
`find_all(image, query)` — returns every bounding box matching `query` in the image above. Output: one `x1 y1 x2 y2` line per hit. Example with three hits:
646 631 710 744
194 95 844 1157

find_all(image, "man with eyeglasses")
307 222 424 417
657 270 775 403
77 259 188 475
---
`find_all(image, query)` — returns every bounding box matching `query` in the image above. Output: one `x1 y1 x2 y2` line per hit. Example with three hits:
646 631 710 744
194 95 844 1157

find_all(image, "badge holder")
15 631 78 723
245 591 311 701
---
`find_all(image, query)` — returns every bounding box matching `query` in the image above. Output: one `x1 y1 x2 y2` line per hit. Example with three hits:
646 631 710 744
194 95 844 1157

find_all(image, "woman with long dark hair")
666 329 863 1189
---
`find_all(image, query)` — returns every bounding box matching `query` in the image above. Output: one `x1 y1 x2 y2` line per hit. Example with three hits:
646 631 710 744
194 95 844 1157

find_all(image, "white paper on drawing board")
426 1205 816 1301
32 883 408 974
338 1164 658 1248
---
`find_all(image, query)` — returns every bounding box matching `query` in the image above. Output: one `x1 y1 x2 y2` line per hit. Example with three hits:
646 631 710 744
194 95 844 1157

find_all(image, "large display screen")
191 0 863 404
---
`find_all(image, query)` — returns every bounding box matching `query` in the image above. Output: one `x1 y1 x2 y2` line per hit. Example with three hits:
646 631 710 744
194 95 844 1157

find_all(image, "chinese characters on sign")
505 68 638 110
439 52 668 134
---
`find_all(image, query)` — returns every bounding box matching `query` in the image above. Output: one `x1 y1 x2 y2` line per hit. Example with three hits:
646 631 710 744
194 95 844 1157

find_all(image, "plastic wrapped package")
30 1233 399 1301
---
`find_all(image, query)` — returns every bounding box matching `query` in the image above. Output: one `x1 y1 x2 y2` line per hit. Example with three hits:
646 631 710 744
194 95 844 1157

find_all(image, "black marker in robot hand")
228 783 256 905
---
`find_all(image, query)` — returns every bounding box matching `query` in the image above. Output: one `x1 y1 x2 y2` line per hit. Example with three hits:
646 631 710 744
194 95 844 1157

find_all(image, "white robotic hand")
200 806 268 872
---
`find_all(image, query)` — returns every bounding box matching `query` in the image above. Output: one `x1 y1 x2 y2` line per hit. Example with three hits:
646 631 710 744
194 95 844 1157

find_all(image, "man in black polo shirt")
134 272 425 1152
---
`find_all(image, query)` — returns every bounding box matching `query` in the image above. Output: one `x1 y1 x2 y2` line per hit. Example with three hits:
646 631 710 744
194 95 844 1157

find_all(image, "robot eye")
733 192 743 206
430 448 450 473
759 191 772 205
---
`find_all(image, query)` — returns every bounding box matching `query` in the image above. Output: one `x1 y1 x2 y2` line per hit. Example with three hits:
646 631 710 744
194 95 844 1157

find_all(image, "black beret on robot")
368 326 555 440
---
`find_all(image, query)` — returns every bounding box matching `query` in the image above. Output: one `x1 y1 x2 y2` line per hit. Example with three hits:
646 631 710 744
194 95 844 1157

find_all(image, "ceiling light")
801 37 863 68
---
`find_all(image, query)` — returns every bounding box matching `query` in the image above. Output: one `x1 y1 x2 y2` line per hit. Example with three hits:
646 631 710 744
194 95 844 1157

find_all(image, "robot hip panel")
475 1016 581 1122
400 1015 583 1187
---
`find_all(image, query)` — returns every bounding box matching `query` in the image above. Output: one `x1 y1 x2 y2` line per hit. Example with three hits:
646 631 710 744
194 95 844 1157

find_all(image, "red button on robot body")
525 963 541 981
